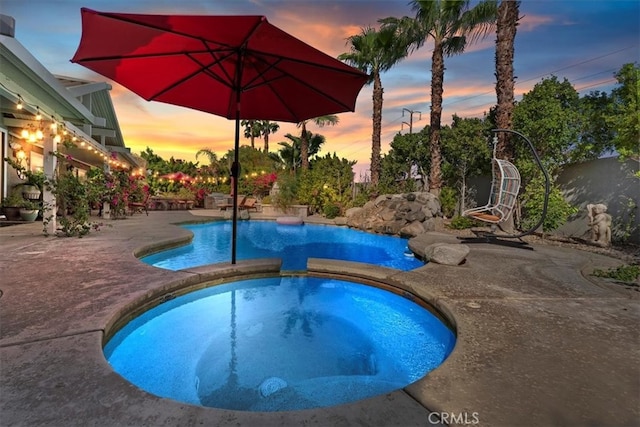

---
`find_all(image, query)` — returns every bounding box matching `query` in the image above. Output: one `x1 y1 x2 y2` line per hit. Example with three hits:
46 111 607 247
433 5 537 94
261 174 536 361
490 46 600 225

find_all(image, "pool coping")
102 257 457 419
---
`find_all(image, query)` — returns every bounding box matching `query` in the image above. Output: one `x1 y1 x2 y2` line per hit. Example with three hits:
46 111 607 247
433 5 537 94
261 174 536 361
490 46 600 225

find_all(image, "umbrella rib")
146 51 237 100
72 49 230 63
245 51 359 114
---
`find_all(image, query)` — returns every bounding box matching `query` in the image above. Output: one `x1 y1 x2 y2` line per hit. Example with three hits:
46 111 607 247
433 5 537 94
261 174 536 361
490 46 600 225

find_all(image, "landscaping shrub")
439 186 457 218
592 264 640 283
323 203 341 219
520 176 578 233
448 215 475 229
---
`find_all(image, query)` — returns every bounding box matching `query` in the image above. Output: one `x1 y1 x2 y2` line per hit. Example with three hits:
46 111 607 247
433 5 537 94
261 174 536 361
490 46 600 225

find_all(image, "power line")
516 45 636 86
442 45 636 110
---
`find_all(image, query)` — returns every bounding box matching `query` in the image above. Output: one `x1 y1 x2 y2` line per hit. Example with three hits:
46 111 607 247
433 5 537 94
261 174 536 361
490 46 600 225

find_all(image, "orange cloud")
518 13 555 32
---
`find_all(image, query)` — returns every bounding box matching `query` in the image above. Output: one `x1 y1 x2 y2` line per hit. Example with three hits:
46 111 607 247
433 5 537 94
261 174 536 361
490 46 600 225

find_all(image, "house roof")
0 27 142 169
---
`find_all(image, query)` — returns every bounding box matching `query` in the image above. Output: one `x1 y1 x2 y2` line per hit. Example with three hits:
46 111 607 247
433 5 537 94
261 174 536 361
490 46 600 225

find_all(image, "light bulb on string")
35 107 42 121
16 96 23 110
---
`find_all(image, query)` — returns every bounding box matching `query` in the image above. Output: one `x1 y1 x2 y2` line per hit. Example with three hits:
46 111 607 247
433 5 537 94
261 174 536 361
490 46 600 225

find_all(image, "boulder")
424 243 470 266
363 200 377 210
334 216 348 226
424 199 441 216
421 206 434 219
405 208 426 223
380 207 396 221
399 221 425 238
345 192 443 238
345 207 363 218
422 217 442 232
373 195 390 206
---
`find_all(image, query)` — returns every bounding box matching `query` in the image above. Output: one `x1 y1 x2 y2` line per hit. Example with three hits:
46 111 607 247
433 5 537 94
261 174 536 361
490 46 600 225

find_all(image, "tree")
378 126 430 194
381 0 497 196
195 148 222 181
140 147 167 173
220 145 281 179
606 63 640 160
440 115 492 214
494 0 520 160
574 90 616 162
297 115 338 170
258 120 280 152
339 26 408 188
240 120 260 148
512 76 581 177
278 132 326 172
297 153 356 215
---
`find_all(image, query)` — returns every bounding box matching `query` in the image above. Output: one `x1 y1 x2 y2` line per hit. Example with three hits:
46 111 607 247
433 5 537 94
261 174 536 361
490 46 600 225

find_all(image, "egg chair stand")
458 129 550 249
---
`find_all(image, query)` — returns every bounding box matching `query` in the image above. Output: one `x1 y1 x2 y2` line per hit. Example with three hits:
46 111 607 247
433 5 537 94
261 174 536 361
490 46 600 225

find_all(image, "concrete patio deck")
1 211 638 426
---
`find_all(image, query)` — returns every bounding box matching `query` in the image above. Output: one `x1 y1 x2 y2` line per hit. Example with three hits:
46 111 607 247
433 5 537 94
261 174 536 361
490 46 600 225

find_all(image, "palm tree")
297 115 338 170
278 135 300 173
339 26 408 187
240 120 260 148
258 120 280 152
495 0 520 160
381 0 497 196
196 148 222 180
278 132 327 172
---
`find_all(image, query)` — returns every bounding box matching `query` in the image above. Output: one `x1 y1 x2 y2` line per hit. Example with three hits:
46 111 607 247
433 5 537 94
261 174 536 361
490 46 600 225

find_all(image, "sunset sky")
2 0 638 178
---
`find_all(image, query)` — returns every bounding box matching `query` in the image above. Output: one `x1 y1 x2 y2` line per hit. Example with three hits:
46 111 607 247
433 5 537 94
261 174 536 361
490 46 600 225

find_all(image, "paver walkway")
1 211 638 426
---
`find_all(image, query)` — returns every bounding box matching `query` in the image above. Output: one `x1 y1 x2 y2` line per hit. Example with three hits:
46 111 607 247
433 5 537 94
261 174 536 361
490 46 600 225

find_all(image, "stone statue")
587 203 612 246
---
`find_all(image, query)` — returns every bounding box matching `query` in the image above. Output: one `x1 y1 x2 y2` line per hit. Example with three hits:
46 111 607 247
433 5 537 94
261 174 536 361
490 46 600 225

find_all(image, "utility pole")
401 108 421 134
401 108 422 186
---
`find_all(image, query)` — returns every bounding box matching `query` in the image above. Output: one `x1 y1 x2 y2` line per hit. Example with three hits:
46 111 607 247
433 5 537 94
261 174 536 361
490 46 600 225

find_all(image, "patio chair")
462 144 520 225
239 197 258 212
219 195 246 211
459 129 550 249
128 192 150 216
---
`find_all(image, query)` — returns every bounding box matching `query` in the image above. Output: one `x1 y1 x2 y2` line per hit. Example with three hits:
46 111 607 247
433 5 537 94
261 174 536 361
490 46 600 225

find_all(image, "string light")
1 81 123 168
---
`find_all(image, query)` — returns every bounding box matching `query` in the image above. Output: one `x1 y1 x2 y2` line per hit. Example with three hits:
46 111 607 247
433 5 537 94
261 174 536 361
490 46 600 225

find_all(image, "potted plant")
22 170 46 200
19 199 40 222
1 189 25 221
3 157 45 200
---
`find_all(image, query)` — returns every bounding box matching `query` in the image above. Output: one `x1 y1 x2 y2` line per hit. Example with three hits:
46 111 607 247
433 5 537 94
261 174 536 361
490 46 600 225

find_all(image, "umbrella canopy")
71 8 368 263
160 172 194 183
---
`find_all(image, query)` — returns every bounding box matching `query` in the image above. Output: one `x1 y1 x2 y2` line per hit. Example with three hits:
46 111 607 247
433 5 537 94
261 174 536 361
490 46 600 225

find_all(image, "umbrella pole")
231 114 240 264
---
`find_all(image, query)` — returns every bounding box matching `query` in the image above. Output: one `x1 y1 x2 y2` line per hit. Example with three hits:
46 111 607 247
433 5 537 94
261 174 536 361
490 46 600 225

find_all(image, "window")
30 151 43 172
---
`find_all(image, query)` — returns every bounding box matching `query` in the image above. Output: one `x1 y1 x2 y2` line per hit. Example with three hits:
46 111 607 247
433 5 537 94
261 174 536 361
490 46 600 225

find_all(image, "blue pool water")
142 221 424 271
104 276 455 411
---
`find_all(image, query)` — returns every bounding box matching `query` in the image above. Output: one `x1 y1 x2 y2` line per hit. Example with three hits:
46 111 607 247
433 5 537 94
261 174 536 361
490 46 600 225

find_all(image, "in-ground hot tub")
104 275 455 411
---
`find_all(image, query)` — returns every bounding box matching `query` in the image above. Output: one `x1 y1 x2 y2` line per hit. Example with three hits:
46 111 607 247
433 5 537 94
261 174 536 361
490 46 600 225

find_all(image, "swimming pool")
142 221 424 271
104 276 455 411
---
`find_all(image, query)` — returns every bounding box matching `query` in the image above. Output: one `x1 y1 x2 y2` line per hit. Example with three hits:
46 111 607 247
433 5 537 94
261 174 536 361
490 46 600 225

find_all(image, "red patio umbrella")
160 172 194 183
71 8 368 264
